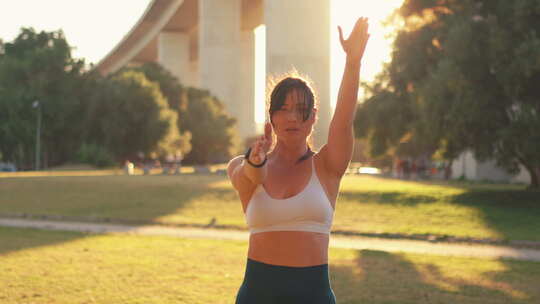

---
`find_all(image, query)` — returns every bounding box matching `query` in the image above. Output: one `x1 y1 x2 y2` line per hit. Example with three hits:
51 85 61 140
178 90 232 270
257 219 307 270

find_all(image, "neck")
271 140 309 165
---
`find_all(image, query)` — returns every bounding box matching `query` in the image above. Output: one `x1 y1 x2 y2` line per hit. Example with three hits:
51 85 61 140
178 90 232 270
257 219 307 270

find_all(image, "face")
271 90 317 142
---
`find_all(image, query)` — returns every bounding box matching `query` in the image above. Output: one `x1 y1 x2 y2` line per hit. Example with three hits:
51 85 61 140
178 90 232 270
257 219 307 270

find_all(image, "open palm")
338 17 370 63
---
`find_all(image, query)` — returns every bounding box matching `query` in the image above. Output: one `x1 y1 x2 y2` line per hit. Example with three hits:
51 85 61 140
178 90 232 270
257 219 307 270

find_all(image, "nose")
286 109 298 121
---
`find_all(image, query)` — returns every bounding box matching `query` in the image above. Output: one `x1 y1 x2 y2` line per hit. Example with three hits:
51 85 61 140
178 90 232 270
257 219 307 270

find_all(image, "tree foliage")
0 29 187 168
356 0 540 188
0 28 241 168
129 63 240 165
82 70 182 161
0 28 86 168
180 87 240 164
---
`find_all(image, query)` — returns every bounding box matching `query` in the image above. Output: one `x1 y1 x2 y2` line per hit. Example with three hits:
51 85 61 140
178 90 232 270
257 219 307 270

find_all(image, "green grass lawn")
1 227 539 304
1 173 539 241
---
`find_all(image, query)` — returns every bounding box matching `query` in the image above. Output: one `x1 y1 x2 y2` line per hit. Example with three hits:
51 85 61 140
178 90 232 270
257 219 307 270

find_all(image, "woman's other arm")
321 17 370 177
227 122 272 193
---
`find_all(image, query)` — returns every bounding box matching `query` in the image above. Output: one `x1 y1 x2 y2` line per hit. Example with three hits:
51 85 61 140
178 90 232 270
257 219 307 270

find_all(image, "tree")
0 28 86 168
128 62 185 110
180 87 240 164
128 62 240 164
356 0 540 188
82 70 182 161
0 28 193 169
125 62 192 157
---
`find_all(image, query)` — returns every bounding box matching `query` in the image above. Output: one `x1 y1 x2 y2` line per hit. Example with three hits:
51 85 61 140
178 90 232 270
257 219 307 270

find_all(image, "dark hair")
269 77 316 163
269 77 315 123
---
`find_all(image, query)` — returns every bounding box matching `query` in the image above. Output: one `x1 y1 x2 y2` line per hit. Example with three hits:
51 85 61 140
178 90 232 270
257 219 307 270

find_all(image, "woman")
227 17 370 303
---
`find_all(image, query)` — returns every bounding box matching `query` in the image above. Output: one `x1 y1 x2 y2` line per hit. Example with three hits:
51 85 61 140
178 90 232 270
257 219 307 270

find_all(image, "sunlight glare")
254 25 267 126
251 1 405 125
331 0 405 106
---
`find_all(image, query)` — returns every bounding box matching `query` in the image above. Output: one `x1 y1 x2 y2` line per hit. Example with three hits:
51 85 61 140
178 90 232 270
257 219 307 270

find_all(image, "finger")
255 141 265 160
338 26 345 45
261 137 269 153
252 140 261 155
364 18 369 34
353 17 365 30
260 137 268 151
264 122 272 141
259 139 267 154
253 145 263 162
354 17 368 35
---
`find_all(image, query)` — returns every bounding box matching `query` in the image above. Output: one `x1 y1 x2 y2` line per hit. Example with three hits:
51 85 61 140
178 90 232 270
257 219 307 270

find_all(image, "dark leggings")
235 258 336 304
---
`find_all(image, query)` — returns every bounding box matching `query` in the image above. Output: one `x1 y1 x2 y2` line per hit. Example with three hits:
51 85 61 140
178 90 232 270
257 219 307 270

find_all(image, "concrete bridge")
97 0 331 147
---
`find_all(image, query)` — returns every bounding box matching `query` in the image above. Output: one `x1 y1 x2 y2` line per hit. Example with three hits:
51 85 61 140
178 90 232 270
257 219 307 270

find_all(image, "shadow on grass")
449 189 540 241
0 226 88 255
0 174 236 255
339 191 439 206
339 182 540 241
330 250 540 304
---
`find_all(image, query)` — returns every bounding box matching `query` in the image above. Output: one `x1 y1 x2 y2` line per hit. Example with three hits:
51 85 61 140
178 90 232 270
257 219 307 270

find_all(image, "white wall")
452 150 530 184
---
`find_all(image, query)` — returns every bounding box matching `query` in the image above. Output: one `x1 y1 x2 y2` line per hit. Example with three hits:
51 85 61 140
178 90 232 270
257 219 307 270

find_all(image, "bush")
76 143 115 168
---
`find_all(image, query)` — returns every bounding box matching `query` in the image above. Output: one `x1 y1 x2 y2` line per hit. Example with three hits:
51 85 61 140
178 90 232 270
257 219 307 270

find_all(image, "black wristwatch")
244 147 267 168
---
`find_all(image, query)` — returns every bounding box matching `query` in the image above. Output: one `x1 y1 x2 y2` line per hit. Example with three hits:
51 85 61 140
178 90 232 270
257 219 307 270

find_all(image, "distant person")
174 151 183 175
402 159 410 179
124 160 134 175
227 17 370 304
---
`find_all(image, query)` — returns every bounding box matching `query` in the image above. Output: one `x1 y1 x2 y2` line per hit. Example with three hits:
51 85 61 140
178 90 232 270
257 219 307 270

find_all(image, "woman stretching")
228 17 370 303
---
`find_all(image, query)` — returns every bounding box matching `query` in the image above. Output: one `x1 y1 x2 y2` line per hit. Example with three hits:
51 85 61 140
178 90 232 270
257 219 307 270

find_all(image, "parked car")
0 162 17 172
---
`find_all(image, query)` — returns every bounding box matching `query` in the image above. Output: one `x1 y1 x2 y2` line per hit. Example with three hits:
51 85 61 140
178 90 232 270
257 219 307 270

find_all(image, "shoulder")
314 144 347 178
313 146 327 171
314 145 329 169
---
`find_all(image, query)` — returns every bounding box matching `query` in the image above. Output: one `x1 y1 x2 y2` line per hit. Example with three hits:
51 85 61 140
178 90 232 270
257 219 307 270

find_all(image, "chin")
282 133 308 142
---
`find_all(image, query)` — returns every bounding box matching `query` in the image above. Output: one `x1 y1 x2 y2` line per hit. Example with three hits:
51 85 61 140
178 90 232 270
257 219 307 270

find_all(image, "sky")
0 0 152 64
0 0 404 120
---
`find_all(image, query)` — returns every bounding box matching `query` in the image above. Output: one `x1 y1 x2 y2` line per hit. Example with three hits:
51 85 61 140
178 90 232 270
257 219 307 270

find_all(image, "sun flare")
252 1 404 125
331 0 405 104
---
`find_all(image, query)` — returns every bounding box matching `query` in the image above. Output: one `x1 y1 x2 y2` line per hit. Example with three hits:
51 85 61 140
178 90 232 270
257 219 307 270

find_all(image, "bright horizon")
0 0 404 123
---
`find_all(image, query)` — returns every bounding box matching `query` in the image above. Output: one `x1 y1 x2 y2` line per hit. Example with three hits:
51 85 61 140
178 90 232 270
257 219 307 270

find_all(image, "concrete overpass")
96 0 331 148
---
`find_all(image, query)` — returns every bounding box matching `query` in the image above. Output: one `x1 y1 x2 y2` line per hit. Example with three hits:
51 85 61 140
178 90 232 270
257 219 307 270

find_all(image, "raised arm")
321 17 370 176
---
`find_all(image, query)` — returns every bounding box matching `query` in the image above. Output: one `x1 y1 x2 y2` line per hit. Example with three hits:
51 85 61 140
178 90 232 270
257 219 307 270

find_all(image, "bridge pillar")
199 0 255 139
264 0 331 149
158 31 197 87
239 30 257 139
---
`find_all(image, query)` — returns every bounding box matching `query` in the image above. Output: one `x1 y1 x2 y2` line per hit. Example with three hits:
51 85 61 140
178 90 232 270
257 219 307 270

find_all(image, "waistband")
246 258 329 271
243 258 330 288
238 258 333 302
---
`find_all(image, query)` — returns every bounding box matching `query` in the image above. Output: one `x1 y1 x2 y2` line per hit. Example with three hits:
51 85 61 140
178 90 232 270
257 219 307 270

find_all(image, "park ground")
1 169 539 303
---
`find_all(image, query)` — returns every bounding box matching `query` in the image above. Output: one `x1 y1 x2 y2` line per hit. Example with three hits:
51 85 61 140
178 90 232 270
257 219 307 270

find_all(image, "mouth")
285 128 299 132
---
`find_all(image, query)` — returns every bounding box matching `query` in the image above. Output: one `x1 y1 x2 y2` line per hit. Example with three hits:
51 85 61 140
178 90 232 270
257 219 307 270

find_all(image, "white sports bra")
245 158 334 234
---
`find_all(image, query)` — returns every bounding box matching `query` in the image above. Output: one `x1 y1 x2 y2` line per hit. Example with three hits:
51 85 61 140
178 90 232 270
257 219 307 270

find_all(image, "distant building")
451 150 530 184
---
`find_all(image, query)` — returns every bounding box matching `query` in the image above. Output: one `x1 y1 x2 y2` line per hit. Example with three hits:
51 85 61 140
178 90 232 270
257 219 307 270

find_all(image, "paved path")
2 217 540 262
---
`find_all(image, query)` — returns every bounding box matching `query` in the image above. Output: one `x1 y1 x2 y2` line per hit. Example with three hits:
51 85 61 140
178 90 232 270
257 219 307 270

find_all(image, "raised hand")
248 121 273 165
338 17 370 63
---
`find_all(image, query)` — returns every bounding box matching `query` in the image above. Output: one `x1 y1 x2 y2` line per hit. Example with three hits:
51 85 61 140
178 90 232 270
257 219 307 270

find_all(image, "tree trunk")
444 160 453 180
518 157 539 189
530 167 540 189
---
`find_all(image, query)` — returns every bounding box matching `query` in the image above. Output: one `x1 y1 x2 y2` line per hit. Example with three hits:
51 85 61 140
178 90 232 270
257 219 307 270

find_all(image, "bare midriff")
247 231 329 267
